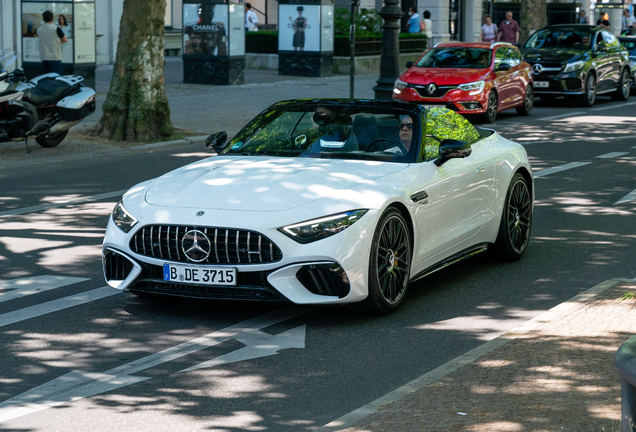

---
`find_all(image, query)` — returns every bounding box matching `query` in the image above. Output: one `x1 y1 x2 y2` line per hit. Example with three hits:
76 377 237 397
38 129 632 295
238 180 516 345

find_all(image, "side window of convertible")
424 108 480 160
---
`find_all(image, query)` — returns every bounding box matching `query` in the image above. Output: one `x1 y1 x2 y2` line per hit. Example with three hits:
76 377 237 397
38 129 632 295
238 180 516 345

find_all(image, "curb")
316 278 628 432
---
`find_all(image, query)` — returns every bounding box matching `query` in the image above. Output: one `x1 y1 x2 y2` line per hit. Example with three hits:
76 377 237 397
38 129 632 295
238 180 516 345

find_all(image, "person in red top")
498 11 520 44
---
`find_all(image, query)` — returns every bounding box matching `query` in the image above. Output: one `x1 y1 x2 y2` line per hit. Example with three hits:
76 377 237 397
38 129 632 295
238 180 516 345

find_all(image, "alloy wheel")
525 87 533 112
622 71 630 99
376 215 411 305
586 75 596 105
507 179 532 254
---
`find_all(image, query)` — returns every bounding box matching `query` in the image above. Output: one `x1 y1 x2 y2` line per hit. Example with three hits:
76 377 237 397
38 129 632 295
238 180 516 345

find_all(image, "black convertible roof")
272 98 424 114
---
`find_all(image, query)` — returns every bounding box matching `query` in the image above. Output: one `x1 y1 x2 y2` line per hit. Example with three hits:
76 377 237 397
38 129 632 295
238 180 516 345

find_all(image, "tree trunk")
92 0 173 142
520 0 547 45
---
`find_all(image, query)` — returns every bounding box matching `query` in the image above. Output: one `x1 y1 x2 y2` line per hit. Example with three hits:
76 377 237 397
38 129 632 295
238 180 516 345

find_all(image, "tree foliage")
92 0 173 142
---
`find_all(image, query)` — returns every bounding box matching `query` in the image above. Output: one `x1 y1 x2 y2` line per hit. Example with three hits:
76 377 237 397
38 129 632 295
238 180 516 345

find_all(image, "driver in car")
382 115 413 155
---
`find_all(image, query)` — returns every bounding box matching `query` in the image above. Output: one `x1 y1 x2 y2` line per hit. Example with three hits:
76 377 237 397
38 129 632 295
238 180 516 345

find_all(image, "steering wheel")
366 137 405 153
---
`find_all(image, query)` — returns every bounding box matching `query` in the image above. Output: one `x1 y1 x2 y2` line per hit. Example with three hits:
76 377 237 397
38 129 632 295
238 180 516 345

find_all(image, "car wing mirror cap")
0 70 8 82
497 63 512 72
205 131 228 151
405 61 415 69
434 139 472 166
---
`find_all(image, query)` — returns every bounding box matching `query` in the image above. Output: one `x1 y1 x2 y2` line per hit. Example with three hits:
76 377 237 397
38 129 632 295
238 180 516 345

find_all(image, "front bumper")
531 67 584 95
393 86 489 114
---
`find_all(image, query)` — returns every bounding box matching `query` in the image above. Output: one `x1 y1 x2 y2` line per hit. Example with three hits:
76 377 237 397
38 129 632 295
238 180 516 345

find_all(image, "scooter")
0 68 96 152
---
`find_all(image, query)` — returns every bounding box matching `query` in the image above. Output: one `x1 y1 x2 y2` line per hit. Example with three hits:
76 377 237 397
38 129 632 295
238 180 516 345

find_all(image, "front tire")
579 73 596 107
349 208 412 314
611 68 630 101
492 173 532 261
516 85 533 116
35 131 68 148
483 91 498 123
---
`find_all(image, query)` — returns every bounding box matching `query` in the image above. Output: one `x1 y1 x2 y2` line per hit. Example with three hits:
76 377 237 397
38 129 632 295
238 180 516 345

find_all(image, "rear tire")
349 208 412 314
482 91 498 123
491 173 532 261
611 68 630 101
516 85 533 116
579 73 596 107
35 131 68 148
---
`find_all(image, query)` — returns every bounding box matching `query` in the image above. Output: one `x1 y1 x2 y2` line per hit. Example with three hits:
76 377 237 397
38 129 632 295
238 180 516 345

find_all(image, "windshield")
525 29 593 50
221 105 421 163
415 47 492 68
620 39 636 56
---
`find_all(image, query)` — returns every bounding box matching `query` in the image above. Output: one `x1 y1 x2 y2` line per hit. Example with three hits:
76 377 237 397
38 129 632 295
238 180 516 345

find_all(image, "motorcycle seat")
28 79 71 106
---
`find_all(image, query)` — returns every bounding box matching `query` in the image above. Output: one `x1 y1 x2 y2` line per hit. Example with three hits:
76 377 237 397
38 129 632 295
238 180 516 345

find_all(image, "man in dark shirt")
596 11 610 30
498 11 520 44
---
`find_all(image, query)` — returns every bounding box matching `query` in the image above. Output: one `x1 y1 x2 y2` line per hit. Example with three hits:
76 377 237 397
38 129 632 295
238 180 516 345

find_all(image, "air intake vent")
296 263 350 298
103 249 134 282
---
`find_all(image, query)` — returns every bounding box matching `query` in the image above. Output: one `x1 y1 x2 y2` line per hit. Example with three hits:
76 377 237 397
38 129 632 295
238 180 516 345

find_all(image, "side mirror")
0 70 8 82
434 139 472 166
497 63 512 72
405 61 414 69
205 132 227 151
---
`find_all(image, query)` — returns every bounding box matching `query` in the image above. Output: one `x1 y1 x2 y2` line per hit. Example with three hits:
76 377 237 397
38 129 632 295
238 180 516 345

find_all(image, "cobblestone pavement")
327 280 636 432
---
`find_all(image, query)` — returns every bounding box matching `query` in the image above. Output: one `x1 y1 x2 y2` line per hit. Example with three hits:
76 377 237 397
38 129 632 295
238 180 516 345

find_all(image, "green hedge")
246 31 278 54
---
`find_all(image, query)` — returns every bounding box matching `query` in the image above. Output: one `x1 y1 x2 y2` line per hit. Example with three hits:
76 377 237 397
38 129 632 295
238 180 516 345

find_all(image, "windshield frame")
220 102 425 164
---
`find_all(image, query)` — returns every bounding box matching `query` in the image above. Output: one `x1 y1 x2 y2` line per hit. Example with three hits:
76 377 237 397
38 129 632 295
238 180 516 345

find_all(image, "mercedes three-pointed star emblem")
532 63 543 76
181 229 212 263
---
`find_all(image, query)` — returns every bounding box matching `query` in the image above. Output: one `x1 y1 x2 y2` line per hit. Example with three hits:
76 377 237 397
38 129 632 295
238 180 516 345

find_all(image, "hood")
522 48 586 65
400 68 489 86
144 156 407 212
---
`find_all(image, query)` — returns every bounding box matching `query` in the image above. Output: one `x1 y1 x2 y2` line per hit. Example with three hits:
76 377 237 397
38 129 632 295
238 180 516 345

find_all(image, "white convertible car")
103 100 533 314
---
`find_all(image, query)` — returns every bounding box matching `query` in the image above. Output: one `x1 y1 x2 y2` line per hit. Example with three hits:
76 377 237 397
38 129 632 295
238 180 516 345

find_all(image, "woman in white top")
58 15 71 39
422 10 433 39
481 15 498 43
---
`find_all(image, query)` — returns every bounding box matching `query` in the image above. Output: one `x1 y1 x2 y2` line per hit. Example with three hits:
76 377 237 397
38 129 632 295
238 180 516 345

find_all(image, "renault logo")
181 229 211 262
532 64 543 75
427 83 437 95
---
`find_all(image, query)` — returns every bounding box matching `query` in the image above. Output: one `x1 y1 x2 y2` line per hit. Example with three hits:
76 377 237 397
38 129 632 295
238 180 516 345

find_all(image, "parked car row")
393 25 633 122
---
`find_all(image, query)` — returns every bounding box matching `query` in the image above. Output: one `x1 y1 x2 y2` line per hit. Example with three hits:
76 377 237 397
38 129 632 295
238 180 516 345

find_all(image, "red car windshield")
415 48 492 69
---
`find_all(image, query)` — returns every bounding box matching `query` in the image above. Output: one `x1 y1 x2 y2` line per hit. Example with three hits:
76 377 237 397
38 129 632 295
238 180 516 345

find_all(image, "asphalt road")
0 82 635 431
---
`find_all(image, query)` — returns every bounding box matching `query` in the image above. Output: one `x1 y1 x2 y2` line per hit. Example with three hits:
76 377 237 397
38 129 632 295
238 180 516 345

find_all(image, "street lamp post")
373 0 403 100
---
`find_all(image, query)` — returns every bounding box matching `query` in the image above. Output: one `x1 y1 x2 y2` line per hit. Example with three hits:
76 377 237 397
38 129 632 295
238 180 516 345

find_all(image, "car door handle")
475 165 486 174
410 190 429 204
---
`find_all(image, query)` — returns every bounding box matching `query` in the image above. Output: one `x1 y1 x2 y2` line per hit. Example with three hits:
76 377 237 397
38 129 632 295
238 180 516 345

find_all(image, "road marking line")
596 152 630 159
0 276 89 303
537 111 585 121
0 287 119 328
316 279 622 432
591 100 636 111
520 135 634 145
533 161 591 178
616 188 636 205
0 190 127 218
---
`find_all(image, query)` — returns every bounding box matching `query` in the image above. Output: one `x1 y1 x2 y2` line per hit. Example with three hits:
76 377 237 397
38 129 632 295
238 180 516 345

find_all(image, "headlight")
630 59 636 72
112 200 138 233
394 79 408 90
563 61 584 73
458 80 485 95
279 209 368 244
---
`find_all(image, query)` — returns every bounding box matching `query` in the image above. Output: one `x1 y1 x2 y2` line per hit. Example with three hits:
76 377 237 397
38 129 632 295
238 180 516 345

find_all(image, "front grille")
130 225 283 264
411 85 458 98
103 249 134 281
129 263 287 301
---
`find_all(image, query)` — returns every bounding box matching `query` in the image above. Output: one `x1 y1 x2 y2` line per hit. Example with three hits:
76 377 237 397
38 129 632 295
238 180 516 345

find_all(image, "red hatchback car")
393 42 534 123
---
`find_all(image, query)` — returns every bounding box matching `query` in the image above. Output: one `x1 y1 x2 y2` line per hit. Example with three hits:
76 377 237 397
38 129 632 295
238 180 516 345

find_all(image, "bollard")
615 335 636 432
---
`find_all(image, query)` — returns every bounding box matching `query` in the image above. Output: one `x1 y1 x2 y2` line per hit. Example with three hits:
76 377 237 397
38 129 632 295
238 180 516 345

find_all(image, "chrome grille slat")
131 225 281 265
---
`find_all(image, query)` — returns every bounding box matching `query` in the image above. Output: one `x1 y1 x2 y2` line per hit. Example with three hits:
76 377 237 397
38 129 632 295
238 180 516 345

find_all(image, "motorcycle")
0 67 96 152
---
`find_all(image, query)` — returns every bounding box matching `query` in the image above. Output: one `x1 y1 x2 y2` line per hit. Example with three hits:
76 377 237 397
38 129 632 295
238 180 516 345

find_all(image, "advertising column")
183 0 245 85
20 0 96 87
278 0 334 77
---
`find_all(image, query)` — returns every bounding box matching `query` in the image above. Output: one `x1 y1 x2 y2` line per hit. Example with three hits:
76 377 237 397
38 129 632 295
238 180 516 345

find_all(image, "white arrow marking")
0 305 312 423
0 276 89 303
180 324 306 372
616 188 636 205
533 162 591 178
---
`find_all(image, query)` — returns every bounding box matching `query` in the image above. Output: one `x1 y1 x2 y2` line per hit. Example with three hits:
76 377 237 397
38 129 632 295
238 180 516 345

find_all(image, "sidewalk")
320 279 636 432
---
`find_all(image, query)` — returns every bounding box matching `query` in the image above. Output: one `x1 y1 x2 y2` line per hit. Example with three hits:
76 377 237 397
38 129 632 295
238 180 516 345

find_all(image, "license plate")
422 104 442 110
163 264 237 286
534 81 549 88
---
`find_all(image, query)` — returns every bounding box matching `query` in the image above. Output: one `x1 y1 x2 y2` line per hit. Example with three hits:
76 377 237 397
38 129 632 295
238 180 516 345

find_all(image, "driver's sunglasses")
399 123 413 130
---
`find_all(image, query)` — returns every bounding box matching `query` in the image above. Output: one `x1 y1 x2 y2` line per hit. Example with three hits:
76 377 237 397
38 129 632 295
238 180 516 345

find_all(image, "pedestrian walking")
245 3 258 31
35 10 67 75
422 10 433 40
497 11 519 44
578 10 588 24
621 9 636 35
481 15 498 43
406 7 421 34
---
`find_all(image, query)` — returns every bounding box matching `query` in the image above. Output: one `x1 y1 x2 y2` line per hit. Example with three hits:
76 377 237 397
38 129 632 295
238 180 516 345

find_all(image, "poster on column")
73 3 96 63
183 3 229 56
278 5 320 52
22 2 74 64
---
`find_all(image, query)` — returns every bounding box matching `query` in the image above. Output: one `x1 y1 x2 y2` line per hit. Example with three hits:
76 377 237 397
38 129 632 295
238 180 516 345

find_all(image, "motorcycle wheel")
35 131 68 148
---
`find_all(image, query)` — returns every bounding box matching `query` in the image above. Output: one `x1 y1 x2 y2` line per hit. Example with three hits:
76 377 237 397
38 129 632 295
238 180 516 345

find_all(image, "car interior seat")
351 114 381 151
